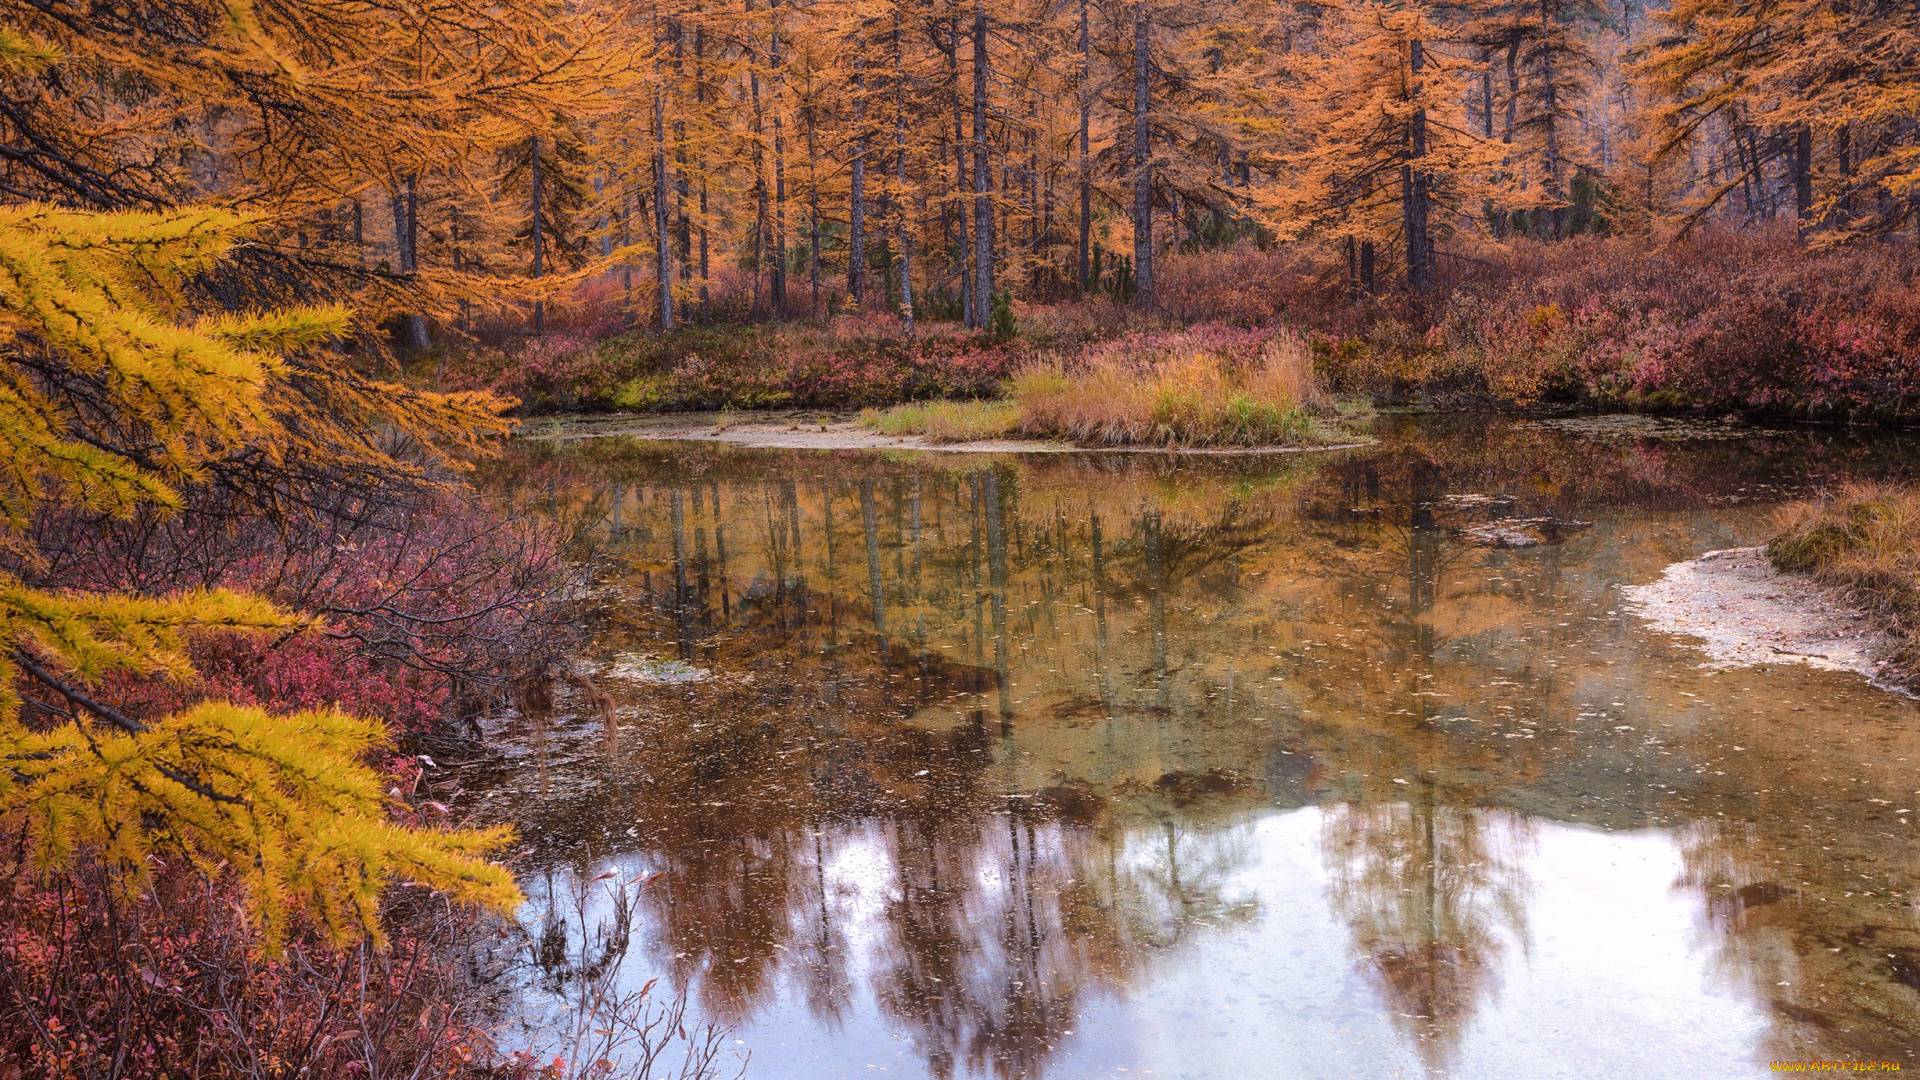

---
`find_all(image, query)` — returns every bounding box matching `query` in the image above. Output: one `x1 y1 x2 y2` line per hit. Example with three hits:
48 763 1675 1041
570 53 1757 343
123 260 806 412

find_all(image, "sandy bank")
1622 547 1896 686
520 412 1370 455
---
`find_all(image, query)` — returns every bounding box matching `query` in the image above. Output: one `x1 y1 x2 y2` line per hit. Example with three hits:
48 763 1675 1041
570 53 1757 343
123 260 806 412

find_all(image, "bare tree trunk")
1837 123 1853 224
450 213 468 341
1479 50 1494 140
621 185 634 323
771 3 789 313
972 4 994 327
1503 33 1519 144
1078 0 1092 295
530 142 545 334
848 48 864 305
804 93 823 316
1736 123 1760 222
893 7 916 336
1793 125 1813 240
1024 93 1038 264
949 18 973 326
653 81 675 330
696 26 711 319
1539 0 1564 239
749 35 769 318
698 179 711 319
1404 38 1430 293
390 173 431 350
1130 4 1154 307
672 21 690 295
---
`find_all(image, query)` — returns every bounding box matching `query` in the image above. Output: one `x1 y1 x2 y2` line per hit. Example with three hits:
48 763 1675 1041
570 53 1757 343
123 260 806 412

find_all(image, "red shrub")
0 862 510 1080
1156 244 1348 329
1416 227 1920 414
35 488 575 739
446 226 1920 419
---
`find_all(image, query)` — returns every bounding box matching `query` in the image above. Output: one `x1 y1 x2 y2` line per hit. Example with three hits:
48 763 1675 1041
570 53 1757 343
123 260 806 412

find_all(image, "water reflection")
1323 798 1532 1072
478 416 1920 1076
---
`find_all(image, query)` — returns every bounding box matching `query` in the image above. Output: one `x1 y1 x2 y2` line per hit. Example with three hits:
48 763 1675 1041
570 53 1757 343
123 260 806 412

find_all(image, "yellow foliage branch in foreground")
0 202 524 953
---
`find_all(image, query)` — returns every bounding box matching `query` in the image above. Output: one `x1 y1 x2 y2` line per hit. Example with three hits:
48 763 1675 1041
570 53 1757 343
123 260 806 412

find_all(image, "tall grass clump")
1012 329 1333 447
1768 483 1920 680
860 399 1021 441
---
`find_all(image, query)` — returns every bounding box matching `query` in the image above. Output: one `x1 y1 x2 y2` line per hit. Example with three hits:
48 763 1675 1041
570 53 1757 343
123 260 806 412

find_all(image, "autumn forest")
4 0 1920 1074
11 0 1918 344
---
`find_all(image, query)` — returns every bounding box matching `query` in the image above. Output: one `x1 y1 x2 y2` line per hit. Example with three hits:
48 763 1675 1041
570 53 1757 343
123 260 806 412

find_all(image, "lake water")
475 414 1920 1078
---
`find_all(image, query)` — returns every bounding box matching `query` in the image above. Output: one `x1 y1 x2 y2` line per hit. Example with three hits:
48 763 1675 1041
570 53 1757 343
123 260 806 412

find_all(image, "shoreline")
1622 547 1904 691
519 411 1373 455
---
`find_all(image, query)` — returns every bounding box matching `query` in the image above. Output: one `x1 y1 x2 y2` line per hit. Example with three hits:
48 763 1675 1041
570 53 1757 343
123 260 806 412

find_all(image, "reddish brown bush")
0 860 510 1080
451 227 1920 420
1155 245 1350 330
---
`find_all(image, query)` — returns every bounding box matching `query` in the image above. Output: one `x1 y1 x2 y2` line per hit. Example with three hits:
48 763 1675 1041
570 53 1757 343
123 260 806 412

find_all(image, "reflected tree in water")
1322 794 1534 1073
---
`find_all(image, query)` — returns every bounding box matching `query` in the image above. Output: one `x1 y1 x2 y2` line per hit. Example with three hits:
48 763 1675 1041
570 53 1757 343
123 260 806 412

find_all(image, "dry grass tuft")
1768 482 1920 680
1012 332 1333 447
859 400 1021 442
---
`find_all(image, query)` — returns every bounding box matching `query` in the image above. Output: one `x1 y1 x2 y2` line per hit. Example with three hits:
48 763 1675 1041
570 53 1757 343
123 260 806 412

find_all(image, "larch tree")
22 0 1903 350
499 119 593 334
1271 1 1493 292
1636 0 1920 240
0 198 523 950
0 0 617 340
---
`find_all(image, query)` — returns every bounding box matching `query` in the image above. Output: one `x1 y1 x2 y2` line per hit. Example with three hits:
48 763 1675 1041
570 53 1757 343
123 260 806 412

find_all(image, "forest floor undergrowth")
441 230 1920 432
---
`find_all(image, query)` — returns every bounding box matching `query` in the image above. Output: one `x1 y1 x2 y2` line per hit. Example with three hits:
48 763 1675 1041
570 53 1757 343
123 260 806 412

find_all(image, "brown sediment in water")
1621 547 1900 688
519 411 1371 455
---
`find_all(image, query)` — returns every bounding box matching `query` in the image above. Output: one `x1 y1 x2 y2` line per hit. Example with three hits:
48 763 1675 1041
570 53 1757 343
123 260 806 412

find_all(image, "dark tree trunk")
620 186 634 323
530 142 545 334
1130 4 1154 307
805 97 823 316
1404 38 1431 293
1479 50 1494 139
949 17 973 325
1538 0 1565 238
653 84 674 330
1794 125 1813 239
699 179 711 319
971 5 994 327
1077 0 1092 295
850 52 869 307
892 8 915 335
391 173 430 350
696 26 712 319
1837 123 1853 224
672 22 690 295
1503 33 1519 145
450 213 468 339
749 41 768 317
770 7 789 313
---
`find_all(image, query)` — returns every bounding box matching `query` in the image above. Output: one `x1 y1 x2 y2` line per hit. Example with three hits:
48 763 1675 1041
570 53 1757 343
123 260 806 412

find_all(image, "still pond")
472 414 1920 1078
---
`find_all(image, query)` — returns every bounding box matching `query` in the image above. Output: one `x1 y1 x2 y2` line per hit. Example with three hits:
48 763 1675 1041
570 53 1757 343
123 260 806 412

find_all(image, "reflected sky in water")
475 414 1920 1077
